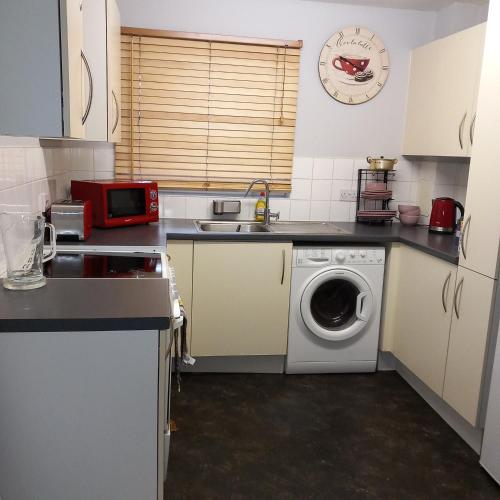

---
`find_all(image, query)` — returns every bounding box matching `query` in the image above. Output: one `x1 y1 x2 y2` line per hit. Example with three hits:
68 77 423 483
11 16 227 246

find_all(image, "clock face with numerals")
319 27 389 105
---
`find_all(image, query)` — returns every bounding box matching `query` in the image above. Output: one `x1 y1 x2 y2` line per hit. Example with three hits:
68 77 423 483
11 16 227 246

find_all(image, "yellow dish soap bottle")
255 192 266 222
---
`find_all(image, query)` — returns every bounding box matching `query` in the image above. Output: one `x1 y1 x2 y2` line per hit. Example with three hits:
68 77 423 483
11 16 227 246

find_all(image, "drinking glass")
0 213 56 290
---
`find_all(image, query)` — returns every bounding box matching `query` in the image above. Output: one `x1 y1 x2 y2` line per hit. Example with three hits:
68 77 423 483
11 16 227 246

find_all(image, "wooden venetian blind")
117 28 302 191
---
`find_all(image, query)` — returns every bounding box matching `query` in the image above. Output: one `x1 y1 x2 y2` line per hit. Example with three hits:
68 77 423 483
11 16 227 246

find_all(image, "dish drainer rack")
355 169 396 224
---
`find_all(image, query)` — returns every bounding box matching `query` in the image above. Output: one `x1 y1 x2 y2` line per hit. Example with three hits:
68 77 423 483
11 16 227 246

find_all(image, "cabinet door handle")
81 51 93 125
469 113 476 146
458 111 467 150
281 249 285 285
112 90 120 133
460 215 471 260
441 271 452 313
453 276 464 320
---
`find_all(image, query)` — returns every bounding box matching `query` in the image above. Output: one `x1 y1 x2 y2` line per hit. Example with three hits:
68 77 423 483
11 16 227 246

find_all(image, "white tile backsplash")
186 196 210 219
161 195 186 219
309 200 330 221
0 139 102 215
0 137 108 276
269 198 291 221
158 156 470 225
330 201 350 222
312 158 334 180
311 179 332 201
291 178 312 200
292 157 313 179
290 200 310 221
332 179 354 201
333 159 354 180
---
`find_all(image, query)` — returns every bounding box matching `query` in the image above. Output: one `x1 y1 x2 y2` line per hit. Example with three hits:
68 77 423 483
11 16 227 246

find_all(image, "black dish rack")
355 169 396 224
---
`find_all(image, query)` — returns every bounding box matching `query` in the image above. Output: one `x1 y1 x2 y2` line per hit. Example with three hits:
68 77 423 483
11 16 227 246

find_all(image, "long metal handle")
81 51 93 125
461 215 471 259
453 277 464 320
469 113 476 146
280 249 285 285
112 90 119 133
441 272 451 313
458 111 467 150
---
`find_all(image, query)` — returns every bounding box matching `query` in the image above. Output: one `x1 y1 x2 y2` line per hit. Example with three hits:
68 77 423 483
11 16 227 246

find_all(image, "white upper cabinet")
0 0 120 141
0 0 85 138
107 0 122 143
60 0 85 139
82 0 121 142
82 0 107 141
459 5 500 280
403 23 486 157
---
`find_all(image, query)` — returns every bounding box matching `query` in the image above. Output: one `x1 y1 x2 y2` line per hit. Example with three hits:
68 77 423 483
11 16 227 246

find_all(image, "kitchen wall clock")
319 27 389 105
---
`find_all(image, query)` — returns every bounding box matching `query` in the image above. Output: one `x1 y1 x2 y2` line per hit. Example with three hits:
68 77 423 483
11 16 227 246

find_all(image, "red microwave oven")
71 179 159 228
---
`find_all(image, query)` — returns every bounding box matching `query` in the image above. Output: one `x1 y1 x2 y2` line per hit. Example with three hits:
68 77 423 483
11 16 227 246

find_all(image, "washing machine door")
300 268 373 341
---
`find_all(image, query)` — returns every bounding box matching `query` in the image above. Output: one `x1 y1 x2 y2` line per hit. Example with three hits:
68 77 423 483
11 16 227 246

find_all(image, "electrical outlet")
340 189 357 202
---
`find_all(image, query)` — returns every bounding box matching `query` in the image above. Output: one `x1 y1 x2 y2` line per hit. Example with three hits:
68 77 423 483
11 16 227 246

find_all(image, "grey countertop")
164 220 460 264
61 219 459 264
58 219 458 264
11 218 456 333
0 278 171 333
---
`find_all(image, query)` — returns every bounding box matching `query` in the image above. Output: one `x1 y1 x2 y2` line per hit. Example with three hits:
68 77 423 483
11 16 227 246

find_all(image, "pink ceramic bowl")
398 204 420 214
399 208 420 216
399 214 420 226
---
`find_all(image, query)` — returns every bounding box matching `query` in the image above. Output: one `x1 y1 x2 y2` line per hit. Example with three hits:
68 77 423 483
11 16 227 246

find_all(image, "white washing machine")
286 246 385 374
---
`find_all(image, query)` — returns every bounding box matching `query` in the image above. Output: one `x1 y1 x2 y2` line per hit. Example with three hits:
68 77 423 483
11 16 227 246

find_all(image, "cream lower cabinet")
191 242 292 357
391 245 457 395
166 241 194 347
443 267 495 426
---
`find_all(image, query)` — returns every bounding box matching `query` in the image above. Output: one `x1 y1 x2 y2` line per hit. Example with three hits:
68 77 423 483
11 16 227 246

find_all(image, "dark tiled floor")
166 372 500 500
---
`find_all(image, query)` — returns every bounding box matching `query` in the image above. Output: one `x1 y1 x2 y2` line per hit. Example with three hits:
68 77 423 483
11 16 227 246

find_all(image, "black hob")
44 252 164 279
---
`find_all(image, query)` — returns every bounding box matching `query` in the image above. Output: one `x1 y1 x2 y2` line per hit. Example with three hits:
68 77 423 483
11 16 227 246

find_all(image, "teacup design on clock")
319 26 389 104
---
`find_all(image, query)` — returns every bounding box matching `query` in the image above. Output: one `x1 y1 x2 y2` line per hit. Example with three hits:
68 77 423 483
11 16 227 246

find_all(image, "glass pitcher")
0 213 56 290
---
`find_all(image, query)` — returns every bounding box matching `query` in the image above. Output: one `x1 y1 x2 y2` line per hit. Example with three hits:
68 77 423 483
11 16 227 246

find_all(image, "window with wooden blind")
117 28 302 191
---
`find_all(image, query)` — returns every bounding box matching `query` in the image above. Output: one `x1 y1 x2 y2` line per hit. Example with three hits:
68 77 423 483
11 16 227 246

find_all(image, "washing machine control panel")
295 247 385 266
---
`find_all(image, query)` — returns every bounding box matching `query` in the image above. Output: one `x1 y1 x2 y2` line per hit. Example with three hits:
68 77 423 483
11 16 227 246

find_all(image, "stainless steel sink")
266 221 349 234
195 221 269 233
194 220 350 234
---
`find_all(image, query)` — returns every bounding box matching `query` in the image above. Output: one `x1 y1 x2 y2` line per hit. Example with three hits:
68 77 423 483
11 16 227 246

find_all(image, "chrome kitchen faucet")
243 179 280 225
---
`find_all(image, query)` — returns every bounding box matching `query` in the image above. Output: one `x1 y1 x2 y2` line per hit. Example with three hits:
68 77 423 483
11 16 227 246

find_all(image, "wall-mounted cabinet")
403 23 486 157
82 0 121 142
458 16 500 280
0 0 120 141
0 0 84 138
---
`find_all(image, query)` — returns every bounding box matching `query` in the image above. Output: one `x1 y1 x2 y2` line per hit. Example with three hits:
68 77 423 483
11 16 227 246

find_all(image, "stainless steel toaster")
49 200 92 241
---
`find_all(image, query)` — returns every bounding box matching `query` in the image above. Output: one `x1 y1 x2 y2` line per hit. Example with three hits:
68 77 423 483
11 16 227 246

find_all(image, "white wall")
117 0 436 158
435 1 488 38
